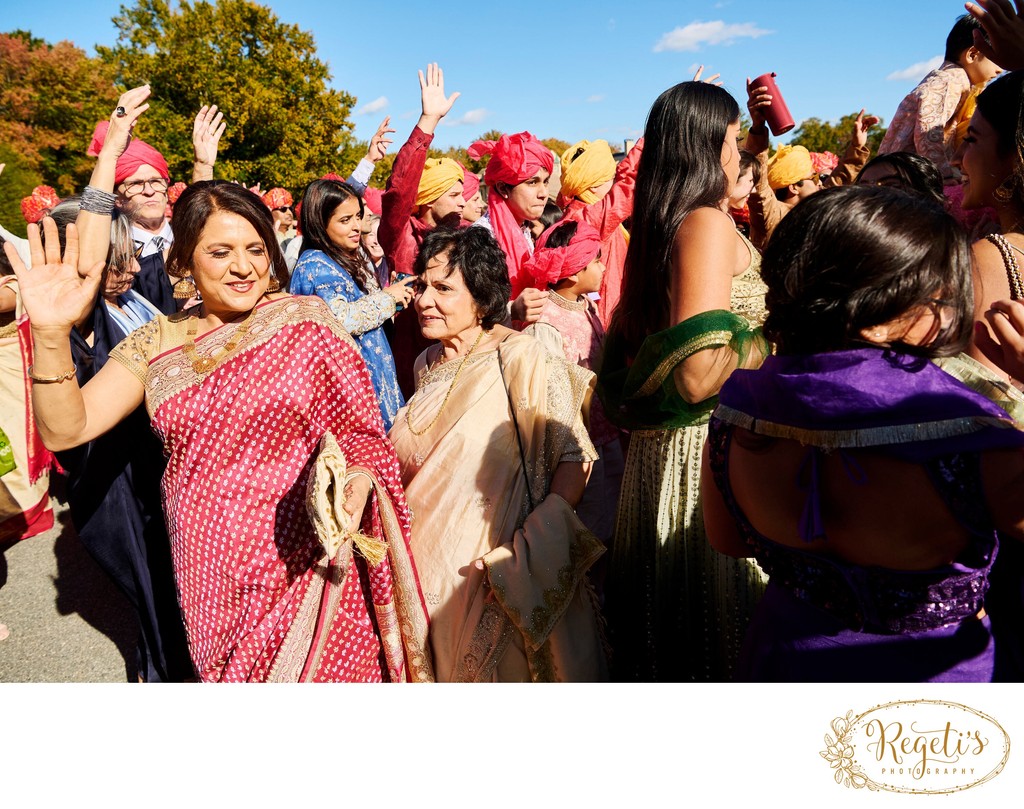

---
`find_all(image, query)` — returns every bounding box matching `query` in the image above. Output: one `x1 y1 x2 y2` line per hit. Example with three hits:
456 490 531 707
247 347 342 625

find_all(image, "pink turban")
460 166 481 202
523 221 602 287
470 131 554 187
263 187 294 209
810 151 839 175
468 132 555 298
363 187 383 216
87 121 169 185
20 186 61 224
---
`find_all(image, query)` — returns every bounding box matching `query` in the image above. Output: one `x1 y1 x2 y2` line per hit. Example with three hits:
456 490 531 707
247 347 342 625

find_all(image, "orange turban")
262 188 294 209
414 158 464 209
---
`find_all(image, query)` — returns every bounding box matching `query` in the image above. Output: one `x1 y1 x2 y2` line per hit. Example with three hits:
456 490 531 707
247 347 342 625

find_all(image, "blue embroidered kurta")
290 249 404 428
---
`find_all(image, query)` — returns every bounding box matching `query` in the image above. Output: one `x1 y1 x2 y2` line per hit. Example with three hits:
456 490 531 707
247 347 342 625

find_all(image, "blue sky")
5 0 973 151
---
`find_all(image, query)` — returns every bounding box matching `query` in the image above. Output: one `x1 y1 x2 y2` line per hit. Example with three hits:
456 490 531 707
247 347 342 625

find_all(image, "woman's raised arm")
5 219 144 451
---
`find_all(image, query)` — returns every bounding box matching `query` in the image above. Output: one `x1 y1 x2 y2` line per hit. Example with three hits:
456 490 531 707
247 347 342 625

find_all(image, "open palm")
5 218 104 332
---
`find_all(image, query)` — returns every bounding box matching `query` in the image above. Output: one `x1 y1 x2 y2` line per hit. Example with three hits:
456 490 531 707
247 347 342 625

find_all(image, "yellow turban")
415 158 465 208
559 140 617 205
767 144 815 190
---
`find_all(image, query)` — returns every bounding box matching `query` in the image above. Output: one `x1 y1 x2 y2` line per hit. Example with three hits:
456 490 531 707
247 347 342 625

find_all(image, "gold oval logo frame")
821 700 1010 794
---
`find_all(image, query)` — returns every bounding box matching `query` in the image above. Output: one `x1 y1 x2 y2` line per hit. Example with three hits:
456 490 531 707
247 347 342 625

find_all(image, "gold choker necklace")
182 309 258 374
405 329 487 435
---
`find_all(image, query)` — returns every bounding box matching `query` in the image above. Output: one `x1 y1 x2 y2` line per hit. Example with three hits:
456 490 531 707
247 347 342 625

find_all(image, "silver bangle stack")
80 185 118 216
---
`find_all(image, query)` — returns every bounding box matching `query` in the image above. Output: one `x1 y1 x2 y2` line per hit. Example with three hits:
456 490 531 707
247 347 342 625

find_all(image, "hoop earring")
173 274 198 301
994 179 1016 203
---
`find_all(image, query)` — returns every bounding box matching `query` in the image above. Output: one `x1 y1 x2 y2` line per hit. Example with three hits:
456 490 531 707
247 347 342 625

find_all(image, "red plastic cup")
752 72 795 136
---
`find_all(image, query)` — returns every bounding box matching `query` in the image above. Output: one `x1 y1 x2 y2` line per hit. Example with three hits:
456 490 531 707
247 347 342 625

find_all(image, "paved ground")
0 495 138 683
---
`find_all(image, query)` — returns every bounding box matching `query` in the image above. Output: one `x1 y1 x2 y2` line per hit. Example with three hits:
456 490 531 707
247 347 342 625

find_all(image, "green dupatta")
597 309 765 430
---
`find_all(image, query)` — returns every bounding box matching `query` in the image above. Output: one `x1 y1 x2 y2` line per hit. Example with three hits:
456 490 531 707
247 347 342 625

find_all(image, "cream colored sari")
389 333 608 682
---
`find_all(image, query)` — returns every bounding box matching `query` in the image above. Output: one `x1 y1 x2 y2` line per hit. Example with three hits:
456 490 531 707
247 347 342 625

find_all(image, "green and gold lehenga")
598 250 769 682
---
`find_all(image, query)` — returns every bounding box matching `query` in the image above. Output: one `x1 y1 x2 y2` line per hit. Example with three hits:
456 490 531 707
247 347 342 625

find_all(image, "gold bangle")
27 364 77 383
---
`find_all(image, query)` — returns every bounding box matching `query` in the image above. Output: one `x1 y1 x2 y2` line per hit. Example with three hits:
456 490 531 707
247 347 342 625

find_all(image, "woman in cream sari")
389 226 608 682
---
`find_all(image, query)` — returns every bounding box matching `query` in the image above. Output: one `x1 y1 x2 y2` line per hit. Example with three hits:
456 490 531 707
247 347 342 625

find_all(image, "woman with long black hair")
598 81 770 682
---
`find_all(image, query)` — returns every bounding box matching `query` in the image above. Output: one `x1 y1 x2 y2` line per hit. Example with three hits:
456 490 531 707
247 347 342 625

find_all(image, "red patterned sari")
110 296 432 682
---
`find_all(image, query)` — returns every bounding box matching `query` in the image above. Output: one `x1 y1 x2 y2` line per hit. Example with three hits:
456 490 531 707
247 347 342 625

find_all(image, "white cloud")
653 20 772 52
356 96 388 115
886 56 942 82
441 108 489 127
586 94 605 103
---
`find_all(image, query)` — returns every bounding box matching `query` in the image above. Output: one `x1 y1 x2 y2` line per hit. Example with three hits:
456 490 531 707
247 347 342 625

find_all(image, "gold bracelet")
27 364 77 383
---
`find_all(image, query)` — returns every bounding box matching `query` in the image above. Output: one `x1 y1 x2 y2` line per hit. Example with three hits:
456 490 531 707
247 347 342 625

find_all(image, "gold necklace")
405 328 487 436
182 309 258 374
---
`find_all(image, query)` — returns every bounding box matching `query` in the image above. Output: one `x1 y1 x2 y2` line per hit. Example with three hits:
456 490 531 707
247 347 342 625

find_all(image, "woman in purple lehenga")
702 185 1024 682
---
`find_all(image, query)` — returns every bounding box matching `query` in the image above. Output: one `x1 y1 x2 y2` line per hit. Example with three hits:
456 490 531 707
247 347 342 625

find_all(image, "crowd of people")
3 1 1024 682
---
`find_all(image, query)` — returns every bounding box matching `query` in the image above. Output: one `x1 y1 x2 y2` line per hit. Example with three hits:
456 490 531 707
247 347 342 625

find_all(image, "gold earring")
994 179 1016 203
267 271 281 293
173 274 198 300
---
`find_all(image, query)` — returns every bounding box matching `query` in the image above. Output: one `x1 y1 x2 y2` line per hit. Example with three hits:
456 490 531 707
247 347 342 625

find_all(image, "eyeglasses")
801 174 823 187
120 178 169 197
273 206 293 213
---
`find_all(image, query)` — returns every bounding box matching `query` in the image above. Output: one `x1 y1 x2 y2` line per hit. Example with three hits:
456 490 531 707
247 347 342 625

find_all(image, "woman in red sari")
4 91 431 682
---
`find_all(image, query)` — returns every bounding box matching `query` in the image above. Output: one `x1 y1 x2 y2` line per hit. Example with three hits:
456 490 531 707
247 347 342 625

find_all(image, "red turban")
320 172 344 182
263 187 294 209
460 166 481 202
467 132 555 298
470 131 554 187
87 121 169 185
20 186 61 224
810 151 839 175
363 187 383 216
523 221 601 287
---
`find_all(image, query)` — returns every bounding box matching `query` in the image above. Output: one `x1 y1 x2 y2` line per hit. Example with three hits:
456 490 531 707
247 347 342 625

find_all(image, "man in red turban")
468 131 554 300
262 187 295 241
89 119 173 259
378 63 467 395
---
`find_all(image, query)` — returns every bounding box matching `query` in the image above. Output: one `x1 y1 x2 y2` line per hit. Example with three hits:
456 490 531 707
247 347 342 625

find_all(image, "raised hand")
692 64 723 86
366 116 395 164
419 62 460 122
745 77 772 128
193 104 226 168
5 218 104 334
967 0 1024 69
101 85 152 161
851 109 881 148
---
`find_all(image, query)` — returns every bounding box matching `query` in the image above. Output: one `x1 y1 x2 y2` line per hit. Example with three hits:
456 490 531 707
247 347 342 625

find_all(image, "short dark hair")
536 200 563 230
856 152 946 206
761 185 972 358
297 178 372 290
414 226 511 329
167 181 289 287
945 14 985 62
540 219 578 250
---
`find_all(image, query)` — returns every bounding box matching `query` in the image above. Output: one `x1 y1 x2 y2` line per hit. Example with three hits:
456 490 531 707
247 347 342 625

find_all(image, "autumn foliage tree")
96 0 356 188
0 30 120 232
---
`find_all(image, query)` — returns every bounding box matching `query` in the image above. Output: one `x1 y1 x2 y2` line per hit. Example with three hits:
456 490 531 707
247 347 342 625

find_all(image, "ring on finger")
115 106 127 118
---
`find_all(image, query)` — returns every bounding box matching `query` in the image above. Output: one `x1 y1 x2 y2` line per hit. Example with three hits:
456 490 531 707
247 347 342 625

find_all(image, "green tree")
0 148 46 239
789 113 887 157
97 0 355 189
0 31 120 198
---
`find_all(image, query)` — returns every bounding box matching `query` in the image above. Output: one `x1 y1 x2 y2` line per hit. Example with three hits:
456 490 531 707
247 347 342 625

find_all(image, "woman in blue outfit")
290 179 415 429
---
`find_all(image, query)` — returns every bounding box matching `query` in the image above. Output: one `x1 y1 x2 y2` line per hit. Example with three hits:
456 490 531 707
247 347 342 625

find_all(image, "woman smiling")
6 87 431 683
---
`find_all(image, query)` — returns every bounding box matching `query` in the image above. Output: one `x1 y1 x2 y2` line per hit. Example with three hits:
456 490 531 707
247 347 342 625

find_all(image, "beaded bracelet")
27 364 77 383
80 185 117 216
